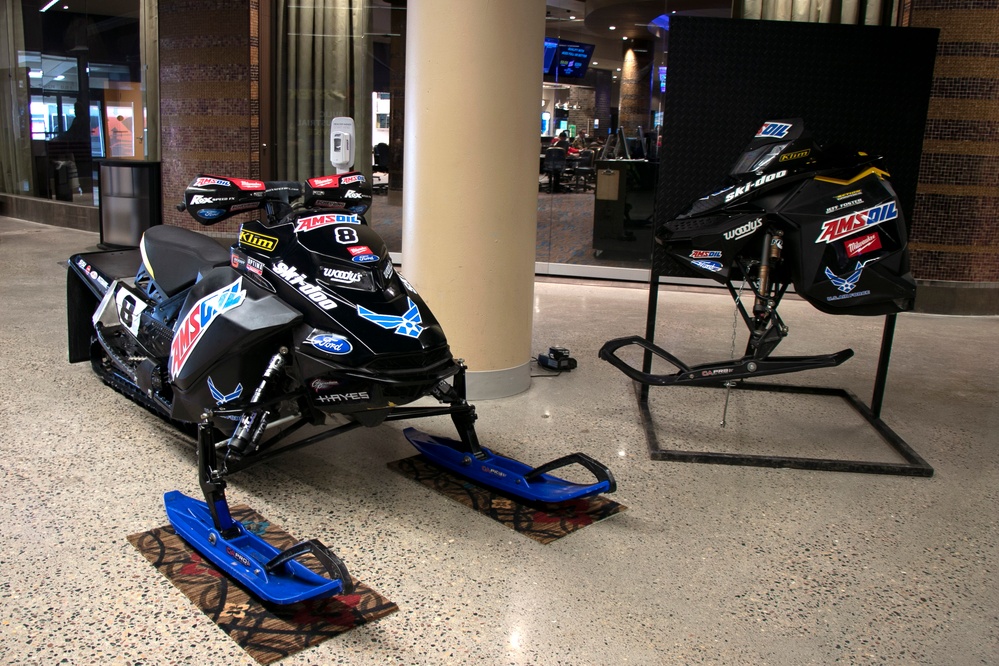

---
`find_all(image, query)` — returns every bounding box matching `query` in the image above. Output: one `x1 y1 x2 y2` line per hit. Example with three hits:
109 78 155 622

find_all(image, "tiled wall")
158 0 259 233
909 1 999 282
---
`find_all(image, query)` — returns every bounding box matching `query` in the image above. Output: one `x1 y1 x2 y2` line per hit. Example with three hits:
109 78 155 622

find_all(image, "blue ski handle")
598 335 690 386
525 452 617 494
265 539 356 595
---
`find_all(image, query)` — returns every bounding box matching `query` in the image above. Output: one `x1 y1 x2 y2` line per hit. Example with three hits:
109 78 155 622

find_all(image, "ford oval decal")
309 333 353 355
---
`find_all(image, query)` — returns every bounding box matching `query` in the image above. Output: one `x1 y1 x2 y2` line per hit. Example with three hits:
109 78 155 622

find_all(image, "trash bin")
98 160 162 248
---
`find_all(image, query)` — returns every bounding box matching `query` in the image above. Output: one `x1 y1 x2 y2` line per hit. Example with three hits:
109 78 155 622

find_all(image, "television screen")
550 40 594 78
543 37 558 73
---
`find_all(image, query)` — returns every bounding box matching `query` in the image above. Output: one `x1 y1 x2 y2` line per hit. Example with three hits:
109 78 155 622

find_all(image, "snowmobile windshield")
729 142 790 176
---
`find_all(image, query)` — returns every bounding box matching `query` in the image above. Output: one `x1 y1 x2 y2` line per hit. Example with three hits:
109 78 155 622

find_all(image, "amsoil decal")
272 261 338 310
294 213 360 233
756 122 792 139
193 177 230 187
723 218 762 241
845 232 882 258
816 201 897 244
169 278 246 378
724 171 787 202
340 174 364 185
690 250 722 259
239 229 278 252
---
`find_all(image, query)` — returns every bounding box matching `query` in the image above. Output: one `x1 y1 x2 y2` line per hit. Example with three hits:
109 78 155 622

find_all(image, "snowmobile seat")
140 225 232 298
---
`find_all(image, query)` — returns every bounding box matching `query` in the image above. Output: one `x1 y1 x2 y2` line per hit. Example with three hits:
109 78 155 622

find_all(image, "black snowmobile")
67 134 614 605
600 119 916 386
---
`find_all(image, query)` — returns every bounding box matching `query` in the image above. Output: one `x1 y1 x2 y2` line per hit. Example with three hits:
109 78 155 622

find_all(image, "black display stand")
634 281 933 476
628 17 938 477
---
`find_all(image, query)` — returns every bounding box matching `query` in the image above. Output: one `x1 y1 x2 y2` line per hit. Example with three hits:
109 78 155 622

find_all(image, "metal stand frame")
636 274 933 477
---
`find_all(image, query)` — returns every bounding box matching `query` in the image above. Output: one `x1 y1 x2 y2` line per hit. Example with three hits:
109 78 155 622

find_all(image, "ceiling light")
592 61 599 65
54 75 65 81
569 15 576 19
616 67 621 71
622 36 628 40
40 0 58 11
608 25 616 30
28 70 42 78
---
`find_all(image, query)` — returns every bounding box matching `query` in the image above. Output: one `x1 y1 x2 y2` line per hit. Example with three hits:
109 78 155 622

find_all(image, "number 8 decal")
335 227 359 244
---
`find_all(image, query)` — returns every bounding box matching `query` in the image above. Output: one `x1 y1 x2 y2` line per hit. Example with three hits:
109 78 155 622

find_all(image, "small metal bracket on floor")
634 314 934 477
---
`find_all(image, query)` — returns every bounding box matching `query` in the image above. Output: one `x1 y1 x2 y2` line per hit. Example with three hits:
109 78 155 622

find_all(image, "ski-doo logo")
846 232 882 258
825 264 864 294
779 149 810 162
309 333 352 355
190 195 215 205
724 171 787 202
816 201 897 244
239 229 278 252
690 250 722 259
723 218 762 241
322 267 363 284
357 297 424 337
272 262 337 310
692 259 723 272
756 122 792 139
193 177 230 187
294 213 360 232
169 279 246 379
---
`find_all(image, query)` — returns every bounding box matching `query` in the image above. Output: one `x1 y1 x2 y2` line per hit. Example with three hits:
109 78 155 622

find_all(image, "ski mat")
127 504 397 665
387 454 626 544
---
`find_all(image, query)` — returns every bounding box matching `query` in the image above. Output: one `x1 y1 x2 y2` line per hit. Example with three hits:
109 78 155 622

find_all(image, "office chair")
542 146 567 193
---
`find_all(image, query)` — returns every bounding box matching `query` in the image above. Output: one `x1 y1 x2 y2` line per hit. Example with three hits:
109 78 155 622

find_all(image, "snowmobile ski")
403 427 615 503
164 490 354 605
599 335 854 387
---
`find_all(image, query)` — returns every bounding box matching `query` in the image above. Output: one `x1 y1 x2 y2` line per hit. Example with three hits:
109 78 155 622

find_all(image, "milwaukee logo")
816 201 897 244
845 232 882 258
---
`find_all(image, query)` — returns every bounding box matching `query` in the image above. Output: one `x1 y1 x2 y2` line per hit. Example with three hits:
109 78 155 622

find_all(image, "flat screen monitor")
550 39 594 78
543 37 558 73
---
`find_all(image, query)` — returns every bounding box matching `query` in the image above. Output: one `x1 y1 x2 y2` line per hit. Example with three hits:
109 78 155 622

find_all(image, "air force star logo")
824 264 863 294
207 377 243 405
356 297 424 337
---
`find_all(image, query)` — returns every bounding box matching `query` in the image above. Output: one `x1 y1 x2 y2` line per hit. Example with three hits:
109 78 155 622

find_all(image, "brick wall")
908 1 999 282
158 0 259 233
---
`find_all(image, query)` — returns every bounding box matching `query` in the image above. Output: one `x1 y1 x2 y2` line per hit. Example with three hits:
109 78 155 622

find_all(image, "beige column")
402 0 545 399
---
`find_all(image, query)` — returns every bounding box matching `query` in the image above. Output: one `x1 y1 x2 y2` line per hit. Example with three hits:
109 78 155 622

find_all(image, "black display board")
655 17 939 278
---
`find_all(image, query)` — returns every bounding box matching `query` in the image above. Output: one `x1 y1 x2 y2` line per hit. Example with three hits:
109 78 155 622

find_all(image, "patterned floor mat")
387 455 626 544
128 504 397 665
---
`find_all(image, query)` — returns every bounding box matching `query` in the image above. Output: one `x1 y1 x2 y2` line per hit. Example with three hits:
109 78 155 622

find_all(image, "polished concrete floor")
0 216 996 665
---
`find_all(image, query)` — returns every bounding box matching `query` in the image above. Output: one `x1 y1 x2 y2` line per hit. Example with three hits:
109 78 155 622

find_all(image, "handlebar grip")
175 202 186 212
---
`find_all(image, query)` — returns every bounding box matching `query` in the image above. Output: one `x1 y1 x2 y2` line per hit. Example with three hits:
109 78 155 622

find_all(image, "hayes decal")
169 278 246 378
724 170 787 202
239 229 278 252
294 213 360 233
316 392 370 404
845 232 882 258
723 217 762 241
816 201 897 244
756 122 792 139
272 261 338 310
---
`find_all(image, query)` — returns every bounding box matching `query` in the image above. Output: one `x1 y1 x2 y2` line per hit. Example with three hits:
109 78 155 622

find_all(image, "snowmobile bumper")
403 427 616 503
164 490 354 605
599 335 854 387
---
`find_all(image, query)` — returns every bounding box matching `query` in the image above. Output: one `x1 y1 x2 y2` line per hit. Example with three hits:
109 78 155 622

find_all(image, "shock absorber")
227 349 287 455
753 230 784 318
